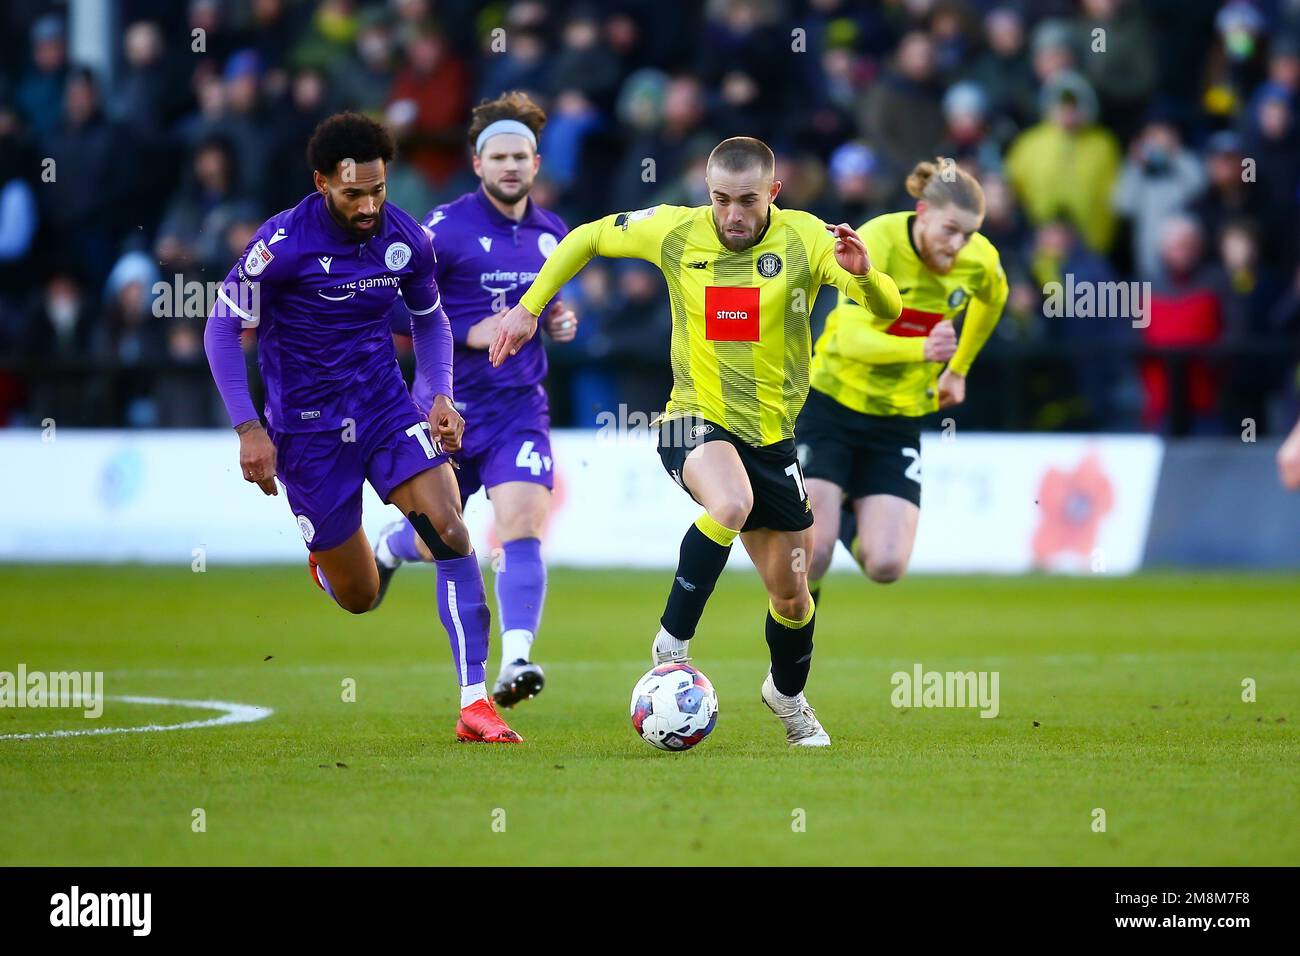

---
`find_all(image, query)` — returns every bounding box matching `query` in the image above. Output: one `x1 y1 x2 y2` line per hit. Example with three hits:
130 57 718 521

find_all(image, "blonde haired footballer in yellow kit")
798 158 1009 598
491 137 902 746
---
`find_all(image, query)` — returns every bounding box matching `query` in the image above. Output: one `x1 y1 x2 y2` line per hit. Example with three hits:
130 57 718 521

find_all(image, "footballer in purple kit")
377 92 577 710
202 112 523 744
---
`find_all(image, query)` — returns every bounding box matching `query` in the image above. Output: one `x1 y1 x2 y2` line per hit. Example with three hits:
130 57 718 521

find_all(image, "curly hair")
306 112 396 176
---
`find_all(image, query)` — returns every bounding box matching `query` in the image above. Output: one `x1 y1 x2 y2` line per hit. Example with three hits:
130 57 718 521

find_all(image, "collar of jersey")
312 192 386 247
474 186 542 230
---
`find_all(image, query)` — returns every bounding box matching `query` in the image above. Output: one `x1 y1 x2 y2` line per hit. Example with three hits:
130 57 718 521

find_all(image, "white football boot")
650 627 692 665
371 520 407 610
493 659 545 709
761 672 831 747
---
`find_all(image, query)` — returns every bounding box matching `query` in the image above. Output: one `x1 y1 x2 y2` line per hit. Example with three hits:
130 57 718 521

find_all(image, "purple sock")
436 552 489 686
390 520 426 563
496 537 546 656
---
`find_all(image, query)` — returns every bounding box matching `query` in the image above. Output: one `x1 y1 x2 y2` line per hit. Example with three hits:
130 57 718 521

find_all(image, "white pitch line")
0 695 273 741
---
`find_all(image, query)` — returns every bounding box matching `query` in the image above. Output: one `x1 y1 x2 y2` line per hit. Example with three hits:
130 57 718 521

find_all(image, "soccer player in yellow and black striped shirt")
797 158 1008 601
490 137 901 746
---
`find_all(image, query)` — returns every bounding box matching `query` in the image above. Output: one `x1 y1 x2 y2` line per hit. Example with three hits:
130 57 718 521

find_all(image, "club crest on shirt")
757 252 782 278
385 241 412 271
244 238 273 277
948 287 967 307
538 232 557 257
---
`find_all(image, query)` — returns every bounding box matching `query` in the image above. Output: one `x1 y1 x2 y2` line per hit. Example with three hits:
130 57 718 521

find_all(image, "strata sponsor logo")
0 665 103 718
704 285 760 341
50 886 151 936
316 274 400 302
890 663 999 718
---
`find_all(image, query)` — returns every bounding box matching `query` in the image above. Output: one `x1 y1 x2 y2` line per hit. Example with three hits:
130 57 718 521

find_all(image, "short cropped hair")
306 112 395 177
706 136 775 180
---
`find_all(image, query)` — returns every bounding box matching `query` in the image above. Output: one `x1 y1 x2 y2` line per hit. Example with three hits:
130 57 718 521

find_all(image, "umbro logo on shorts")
689 423 714 440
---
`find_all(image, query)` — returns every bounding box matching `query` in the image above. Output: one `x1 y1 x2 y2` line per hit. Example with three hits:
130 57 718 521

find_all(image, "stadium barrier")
0 429 1293 571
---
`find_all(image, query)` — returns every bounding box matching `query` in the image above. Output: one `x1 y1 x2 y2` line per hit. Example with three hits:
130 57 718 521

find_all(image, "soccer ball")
630 663 719 751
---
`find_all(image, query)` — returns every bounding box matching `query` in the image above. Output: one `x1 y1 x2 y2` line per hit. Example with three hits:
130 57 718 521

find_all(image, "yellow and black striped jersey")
519 204 901 446
810 211 1008 417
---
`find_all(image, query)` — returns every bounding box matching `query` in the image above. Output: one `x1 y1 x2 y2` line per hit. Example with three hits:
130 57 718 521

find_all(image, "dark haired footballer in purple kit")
376 92 577 710
202 112 523 744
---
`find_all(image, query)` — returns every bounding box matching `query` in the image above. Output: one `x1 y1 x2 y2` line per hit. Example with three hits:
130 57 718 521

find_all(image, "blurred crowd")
1 0 1299 434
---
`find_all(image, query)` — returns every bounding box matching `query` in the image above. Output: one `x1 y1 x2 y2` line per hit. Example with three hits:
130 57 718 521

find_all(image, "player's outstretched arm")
491 207 673 365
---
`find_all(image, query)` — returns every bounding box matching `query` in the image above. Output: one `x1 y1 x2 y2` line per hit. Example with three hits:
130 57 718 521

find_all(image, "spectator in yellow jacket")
1005 71 1121 253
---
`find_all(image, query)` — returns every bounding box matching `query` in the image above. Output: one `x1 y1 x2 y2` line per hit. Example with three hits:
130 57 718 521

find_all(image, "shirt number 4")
516 440 553 477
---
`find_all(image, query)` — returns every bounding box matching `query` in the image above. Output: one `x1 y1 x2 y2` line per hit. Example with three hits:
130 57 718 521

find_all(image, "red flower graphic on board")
1031 451 1115 568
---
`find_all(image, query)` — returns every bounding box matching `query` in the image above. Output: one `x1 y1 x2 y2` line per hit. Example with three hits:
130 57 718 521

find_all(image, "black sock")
766 607 815 697
660 523 733 640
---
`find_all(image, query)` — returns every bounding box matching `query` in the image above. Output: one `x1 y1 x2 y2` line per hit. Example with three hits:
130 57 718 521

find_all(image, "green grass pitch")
0 565 1296 866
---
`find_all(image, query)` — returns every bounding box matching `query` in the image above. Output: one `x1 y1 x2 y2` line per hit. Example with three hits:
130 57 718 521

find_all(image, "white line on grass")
0 695 273 741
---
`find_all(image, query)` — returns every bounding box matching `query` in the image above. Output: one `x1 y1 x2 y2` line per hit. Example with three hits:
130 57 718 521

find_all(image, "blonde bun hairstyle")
905 157 985 216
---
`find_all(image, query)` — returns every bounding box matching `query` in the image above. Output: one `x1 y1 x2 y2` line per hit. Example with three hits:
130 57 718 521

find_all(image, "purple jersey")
205 192 452 432
412 188 568 409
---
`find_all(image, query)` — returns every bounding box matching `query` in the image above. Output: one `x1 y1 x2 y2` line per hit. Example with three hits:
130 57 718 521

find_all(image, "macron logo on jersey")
268 228 289 245
319 256 333 274
478 236 492 252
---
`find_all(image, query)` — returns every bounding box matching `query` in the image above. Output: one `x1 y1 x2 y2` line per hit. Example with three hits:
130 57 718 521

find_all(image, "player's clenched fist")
543 299 578 343
924 319 957 363
826 222 872 276
489 301 539 367
429 394 464 454
937 368 966 408
236 420 279 495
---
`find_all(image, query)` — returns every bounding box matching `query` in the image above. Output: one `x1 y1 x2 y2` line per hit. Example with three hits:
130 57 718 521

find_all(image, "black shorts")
794 388 923 506
657 417 813 533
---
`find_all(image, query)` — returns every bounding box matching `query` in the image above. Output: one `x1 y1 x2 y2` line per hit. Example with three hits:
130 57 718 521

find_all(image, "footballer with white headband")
377 91 575 711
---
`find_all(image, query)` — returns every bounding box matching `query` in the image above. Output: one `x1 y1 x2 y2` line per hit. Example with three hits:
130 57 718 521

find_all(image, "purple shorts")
271 382 448 552
425 383 554 502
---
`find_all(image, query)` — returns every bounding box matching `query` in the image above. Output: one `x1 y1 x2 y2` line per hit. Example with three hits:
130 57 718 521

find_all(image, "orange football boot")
456 697 524 743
